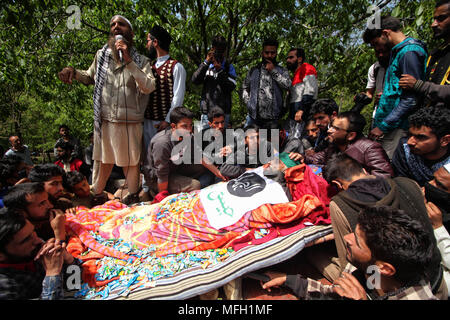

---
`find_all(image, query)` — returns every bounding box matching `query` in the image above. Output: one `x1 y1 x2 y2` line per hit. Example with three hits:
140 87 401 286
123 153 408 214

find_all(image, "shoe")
122 193 140 206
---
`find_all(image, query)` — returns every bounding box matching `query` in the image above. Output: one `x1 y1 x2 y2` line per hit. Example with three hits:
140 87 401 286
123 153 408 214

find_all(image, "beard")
433 26 450 40
148 43 157 60
108 32 133 63
286 61 298 72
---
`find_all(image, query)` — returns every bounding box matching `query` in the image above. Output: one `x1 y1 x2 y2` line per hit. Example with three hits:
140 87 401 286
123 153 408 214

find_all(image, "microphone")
115 35 124 62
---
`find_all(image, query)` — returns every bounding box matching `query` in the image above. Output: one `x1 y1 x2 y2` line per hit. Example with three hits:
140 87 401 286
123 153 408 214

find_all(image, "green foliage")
0 0 439 153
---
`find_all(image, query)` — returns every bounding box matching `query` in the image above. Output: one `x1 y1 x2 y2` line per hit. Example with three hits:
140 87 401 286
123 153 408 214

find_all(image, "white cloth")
199 167 288 230
366 63 377 90
434 226 450 297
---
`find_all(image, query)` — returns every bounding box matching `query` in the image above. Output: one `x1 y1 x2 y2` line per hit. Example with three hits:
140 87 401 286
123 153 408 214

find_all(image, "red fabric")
292 62 317 86
285 164 336 211
0 261 36 272
152 190 169 204
230 164 334 251
55 158 84 172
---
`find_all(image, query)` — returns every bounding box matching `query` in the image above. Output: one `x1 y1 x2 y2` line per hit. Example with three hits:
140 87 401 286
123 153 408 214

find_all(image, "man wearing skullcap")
58 15 156 206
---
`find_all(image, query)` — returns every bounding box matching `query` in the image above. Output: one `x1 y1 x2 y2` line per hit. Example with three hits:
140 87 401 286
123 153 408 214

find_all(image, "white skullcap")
110 15 133 30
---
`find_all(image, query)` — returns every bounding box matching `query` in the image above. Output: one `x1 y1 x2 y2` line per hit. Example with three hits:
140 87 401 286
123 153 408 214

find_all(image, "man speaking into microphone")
58 15 156 205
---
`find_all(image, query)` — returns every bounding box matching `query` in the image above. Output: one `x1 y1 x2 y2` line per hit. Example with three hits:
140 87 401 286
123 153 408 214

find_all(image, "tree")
0 0 437 155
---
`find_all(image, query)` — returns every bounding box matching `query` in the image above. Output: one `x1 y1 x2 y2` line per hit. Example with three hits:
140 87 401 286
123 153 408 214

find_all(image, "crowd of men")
0 1 449 300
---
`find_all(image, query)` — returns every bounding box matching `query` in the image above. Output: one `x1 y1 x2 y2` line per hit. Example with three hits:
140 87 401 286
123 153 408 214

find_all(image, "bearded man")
399 0 450 107
58 15 156 205
284 47 318 138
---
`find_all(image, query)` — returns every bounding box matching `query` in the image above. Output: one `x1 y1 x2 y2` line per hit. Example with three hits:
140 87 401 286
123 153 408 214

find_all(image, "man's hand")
38 239 65 276
288 152 304 163
332 272 367 300
294 110 304 122
65 207 77 215
215 170 228 182
49 209 66 242
58 67 76 84
115 39 131 63
426 201 443 229
213 59 222 71
369 127 384 141
155 121 170 132
264 59 275 72
305 149 316 157
261 271 287 292
206 49 215 64
219 146 233 157
399 74 417 90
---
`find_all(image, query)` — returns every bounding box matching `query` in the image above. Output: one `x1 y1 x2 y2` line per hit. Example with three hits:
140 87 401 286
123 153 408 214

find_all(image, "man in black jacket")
399 0 450 107
192 35 237 130
392 106 450 186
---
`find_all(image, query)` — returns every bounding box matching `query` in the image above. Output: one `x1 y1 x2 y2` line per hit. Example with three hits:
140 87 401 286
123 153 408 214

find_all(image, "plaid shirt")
287 263 438 300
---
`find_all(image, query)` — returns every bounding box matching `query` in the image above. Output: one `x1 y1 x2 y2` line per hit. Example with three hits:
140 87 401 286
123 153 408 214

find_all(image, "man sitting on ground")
54 125 83 161
0 207 81 299
262 206 440 300
306 111 393 178
54 141 91 179
28 164 73 210
304 99 339 159
392 106 450 186
145 106 227 203
320 153 446 298
3 182 66 242
63 171 114 209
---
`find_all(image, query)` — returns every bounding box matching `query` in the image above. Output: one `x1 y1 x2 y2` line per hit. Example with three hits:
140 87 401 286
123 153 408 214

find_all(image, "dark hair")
310 98 339 117
363 16 402 44
358 206 434 285
244 123 260 133
150 25 172 52
63 171 86 192
0 207 27 253
0 162 15 186
55 140 74 152
408 106 450 139
435 0 450 8
337 111 367 135
212 35 227 51
3 182 45 211
289 47 305 61
263 38 279 48
207 107 225 122
0 156 26 186
323 153 365 183
59 124 69 131
28 164 64 182
169 106 194 124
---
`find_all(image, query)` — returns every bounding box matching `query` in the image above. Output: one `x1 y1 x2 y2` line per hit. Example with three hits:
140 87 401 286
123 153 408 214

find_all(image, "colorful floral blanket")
65 164 332 299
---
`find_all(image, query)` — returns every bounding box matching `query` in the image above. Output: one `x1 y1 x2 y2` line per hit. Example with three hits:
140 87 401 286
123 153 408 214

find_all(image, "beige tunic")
75 47 156 166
